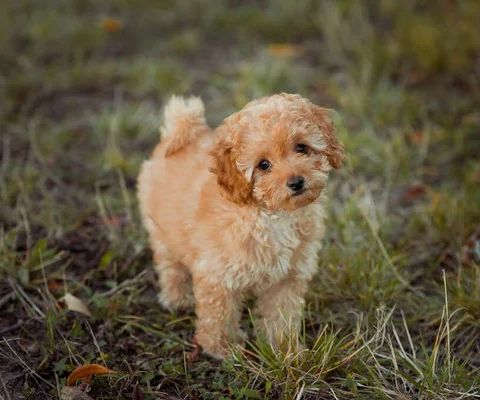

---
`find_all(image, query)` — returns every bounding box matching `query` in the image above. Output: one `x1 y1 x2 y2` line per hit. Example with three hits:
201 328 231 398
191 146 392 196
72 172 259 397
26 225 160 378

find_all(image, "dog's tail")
160 95 210 156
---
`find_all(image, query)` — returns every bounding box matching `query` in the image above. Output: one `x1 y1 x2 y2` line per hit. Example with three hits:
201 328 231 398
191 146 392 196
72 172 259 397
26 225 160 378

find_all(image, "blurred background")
1 1 480 399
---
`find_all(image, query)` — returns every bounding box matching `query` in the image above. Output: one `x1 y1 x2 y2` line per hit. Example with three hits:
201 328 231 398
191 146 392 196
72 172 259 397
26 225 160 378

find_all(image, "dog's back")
137 96 214 264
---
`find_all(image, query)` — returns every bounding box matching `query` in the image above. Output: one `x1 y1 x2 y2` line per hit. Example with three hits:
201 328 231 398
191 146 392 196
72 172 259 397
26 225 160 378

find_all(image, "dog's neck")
256 195 325 220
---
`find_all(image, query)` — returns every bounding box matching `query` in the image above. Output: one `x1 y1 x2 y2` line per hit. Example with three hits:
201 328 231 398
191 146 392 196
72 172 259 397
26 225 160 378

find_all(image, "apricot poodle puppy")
137 93 344 358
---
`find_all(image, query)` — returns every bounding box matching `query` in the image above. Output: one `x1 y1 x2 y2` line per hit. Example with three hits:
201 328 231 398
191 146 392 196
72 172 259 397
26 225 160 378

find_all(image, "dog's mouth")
292 188 307 197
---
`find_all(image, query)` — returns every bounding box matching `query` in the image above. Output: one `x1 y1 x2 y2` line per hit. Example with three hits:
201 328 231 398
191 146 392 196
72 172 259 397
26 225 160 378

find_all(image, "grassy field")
1 1 480 399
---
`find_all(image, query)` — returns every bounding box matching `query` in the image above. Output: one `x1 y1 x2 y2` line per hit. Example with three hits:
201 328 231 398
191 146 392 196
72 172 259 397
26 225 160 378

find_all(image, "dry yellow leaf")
62 293 91 317
101 17 123 33
267 43 301 57
67 364 115 386
408 130 424 144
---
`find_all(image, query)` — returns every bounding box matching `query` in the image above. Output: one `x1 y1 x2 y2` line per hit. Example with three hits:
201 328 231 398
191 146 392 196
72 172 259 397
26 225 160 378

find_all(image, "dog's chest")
215 204 324 290
236 210 303 287
254 211 300 260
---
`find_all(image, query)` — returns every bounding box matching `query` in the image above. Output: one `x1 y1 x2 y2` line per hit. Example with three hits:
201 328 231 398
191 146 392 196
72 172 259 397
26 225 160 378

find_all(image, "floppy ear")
309 105 344 169
210 132 254 206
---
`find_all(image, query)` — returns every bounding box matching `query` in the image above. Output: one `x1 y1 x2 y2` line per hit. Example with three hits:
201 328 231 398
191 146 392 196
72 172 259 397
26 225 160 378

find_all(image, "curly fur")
137 93 344 357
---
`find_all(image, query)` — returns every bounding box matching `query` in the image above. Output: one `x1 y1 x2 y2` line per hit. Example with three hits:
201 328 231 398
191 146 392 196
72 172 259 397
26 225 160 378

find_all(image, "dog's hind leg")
153 247 194 311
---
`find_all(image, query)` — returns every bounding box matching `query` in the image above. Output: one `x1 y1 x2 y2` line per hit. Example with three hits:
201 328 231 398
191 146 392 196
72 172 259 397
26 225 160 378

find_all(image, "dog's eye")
258 159 271 171
295 144 309 154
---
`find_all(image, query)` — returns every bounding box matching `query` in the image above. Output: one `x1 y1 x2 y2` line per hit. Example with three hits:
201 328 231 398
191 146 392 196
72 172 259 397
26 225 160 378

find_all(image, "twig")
0 320 23 336
7 278 45 318
85 321 108 366
0 293 14 309
101 270 147 297
1 338 55 388
0 373 12 400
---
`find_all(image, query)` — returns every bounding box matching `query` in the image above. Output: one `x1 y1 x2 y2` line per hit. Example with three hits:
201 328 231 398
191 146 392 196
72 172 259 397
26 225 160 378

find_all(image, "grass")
1 0 479 399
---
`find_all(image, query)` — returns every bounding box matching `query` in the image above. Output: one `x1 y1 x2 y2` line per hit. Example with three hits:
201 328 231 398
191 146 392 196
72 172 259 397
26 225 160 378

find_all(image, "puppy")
137 93 343 358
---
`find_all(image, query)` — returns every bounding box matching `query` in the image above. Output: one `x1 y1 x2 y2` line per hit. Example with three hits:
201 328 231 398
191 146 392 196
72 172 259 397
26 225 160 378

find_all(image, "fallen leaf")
405 69 427 85
101 17 123 33
62 293 91 317
47 279 63 294
187 337 202 363
439 249 458 271
67 364 115 386
461 226 480 266
267 43 301 57
104 214 127 227
475 171 480 183
400 184 427 205
408 130 424 144
60 386 94 400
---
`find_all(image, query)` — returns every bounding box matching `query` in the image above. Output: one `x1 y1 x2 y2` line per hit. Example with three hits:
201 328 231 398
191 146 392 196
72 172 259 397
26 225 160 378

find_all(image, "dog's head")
210 94 344 211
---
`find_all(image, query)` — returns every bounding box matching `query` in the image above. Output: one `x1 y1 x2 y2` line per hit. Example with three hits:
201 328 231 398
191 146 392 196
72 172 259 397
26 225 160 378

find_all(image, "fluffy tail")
160 95 209 156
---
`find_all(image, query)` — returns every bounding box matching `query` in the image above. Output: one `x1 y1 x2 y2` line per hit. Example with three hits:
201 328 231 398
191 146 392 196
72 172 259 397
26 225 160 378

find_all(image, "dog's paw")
157 291 194 311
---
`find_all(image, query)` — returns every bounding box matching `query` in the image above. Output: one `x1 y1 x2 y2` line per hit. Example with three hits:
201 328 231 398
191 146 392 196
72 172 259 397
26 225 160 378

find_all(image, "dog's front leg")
254 277 309 349
192 274 243 358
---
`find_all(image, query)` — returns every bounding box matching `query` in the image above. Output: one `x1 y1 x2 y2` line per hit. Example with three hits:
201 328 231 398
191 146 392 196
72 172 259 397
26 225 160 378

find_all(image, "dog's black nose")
287 176 305 192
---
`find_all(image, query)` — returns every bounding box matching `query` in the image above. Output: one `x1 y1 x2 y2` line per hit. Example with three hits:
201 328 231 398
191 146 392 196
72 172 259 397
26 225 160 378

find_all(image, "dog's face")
211 94 344 211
